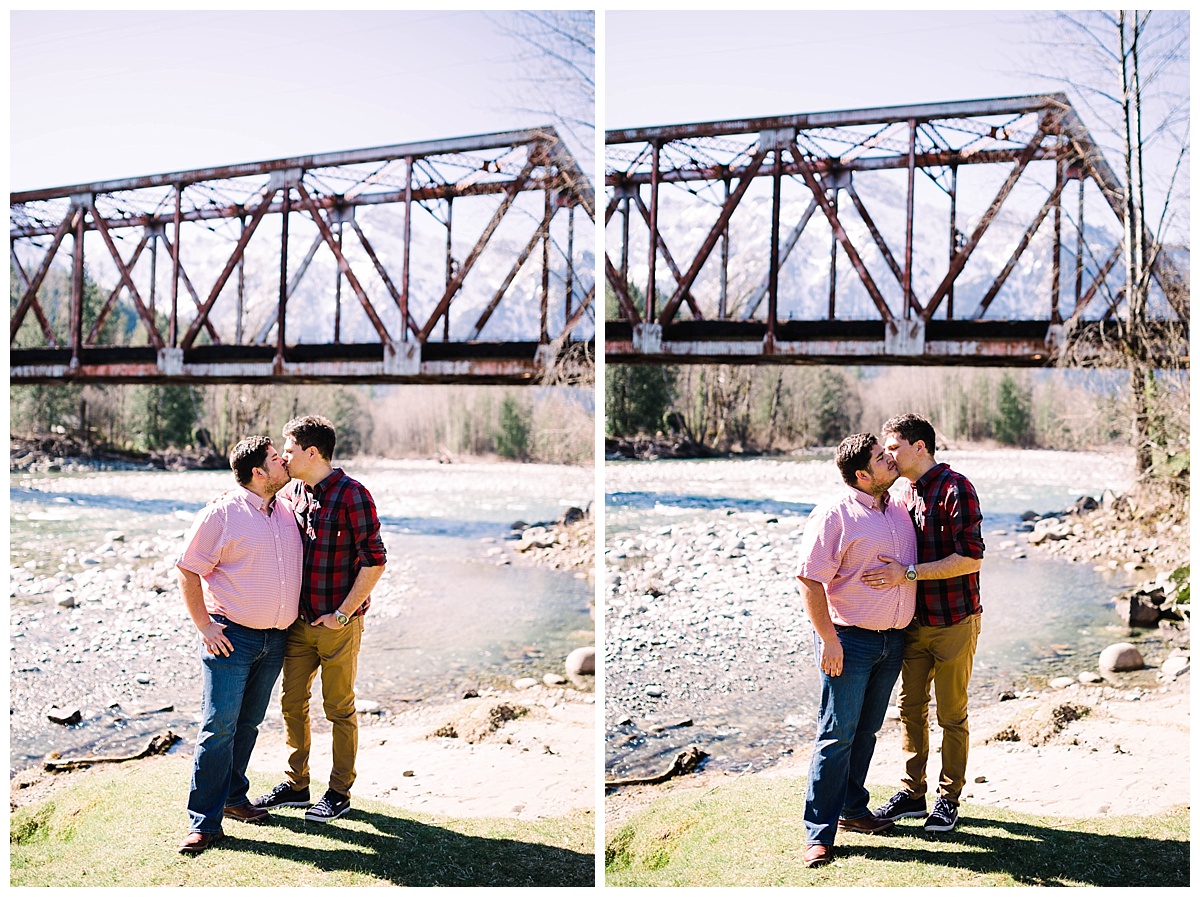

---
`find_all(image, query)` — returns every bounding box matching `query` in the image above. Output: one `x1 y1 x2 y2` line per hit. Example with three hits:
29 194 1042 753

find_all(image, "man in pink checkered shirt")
796 433 918 868
176 435 303 855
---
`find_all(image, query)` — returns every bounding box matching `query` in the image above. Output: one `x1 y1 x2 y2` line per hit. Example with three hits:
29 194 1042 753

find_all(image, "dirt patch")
989 701 1090 747
430 701 531 743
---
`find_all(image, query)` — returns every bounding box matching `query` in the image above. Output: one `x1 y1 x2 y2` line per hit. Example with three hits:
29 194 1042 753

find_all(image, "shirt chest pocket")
921 509 952 534
311 505 345 541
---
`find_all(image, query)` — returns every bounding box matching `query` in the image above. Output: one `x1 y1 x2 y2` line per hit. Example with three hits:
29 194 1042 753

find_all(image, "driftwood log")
605 744 709 787
43 731 181 772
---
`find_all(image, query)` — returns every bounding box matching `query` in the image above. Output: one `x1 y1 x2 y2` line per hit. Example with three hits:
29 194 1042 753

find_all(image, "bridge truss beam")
12 128 595 384
604 94 1187 367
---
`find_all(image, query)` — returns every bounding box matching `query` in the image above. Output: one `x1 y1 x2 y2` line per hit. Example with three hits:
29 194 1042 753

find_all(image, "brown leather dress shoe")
178 830 224 855
224 802 270 824
804 843 833 868
839 813 895 835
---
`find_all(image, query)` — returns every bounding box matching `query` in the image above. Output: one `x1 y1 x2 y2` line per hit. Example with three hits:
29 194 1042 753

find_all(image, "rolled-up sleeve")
948 481 986 560
177 505 225 576
348 484 387 567
796 507 839 584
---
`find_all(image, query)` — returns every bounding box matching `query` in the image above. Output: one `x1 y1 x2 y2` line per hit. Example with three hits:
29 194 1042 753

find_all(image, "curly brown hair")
835 433 878 487
229 435 273 486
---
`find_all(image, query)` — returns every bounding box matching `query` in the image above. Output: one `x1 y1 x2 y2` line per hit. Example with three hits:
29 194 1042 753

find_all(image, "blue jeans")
804 625 906 846
187 616 288 834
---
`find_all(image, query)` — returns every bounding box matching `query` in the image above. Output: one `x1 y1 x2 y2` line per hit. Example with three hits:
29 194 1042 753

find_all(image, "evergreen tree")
328 387 373 457
605 364 675 437
812 368 860 444
994 373 1032 446
496 393 531 460
130 384 201 451
10 383 82 436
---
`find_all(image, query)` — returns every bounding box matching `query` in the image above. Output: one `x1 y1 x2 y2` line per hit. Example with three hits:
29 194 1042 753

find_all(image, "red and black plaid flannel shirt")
902 462 985 627
283 469 386 622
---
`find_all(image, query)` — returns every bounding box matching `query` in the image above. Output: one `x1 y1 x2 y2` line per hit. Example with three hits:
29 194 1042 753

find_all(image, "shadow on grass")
220 808 594 887
837 816 1190 888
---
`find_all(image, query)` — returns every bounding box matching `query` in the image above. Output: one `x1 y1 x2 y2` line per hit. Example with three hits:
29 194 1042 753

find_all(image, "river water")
9 460 595 773
604 449 1167 780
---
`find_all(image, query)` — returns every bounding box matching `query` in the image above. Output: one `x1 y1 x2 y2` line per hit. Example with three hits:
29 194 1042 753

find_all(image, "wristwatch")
905 565 918 582
334 610 350 626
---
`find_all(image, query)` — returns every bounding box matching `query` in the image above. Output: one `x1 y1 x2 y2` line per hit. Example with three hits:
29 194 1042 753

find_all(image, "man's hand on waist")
199 619 233 656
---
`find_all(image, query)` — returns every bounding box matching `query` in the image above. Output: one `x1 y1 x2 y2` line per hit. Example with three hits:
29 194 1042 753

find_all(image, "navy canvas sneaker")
924 797 960 832
873 790 928 822
305 789 351 822
252 781 311 810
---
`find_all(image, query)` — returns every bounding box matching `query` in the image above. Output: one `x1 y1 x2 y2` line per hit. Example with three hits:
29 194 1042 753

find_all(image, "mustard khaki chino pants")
280 615 364 797
897 612 981 805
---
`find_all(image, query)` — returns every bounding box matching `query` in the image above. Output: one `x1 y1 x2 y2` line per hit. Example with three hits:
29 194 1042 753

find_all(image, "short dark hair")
835 433 878 487
230 436 272 486
283 414 336 461
882 412 937 458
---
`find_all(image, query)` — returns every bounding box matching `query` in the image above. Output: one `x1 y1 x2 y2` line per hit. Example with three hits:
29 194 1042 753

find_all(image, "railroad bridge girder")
11 128 595 384
604 94 1187 367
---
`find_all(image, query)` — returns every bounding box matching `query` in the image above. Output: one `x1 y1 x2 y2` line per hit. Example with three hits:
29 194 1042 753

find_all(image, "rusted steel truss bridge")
605 94 1187 367
12 127 594 384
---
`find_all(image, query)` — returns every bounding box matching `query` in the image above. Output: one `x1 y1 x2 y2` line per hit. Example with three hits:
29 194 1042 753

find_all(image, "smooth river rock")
1160 655 1189 678
566 646 595 676
1099 642 1145 673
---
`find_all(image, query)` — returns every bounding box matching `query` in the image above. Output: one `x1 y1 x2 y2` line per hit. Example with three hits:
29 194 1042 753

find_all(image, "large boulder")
566 646 595 676
558 506 587 526
1099 642 1145 674
1115 592 1162 627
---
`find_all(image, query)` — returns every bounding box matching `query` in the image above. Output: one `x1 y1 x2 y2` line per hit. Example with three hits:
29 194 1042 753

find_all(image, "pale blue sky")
11 10 595 191
607 11 1054 127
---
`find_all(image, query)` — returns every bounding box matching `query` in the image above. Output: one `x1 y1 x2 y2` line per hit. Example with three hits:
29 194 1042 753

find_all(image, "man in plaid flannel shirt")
252 415 387 824
860 413 985 835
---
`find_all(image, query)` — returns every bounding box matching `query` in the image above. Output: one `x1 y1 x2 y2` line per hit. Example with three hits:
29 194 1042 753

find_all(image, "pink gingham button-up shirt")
796 486 917 631
178 485 303 630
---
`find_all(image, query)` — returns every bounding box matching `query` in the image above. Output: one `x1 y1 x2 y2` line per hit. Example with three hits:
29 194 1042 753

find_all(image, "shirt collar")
311 467 344 497
914 462 949 492
237 484 275 514
846 485 889 512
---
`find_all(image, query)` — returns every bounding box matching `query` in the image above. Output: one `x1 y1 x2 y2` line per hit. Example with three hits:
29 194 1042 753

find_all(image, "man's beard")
869 474 898 497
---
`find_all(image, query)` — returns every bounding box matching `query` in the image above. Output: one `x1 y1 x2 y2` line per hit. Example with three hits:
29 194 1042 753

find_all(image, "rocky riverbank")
11 434 224 473
7 522 422 775
1021 483 1189 644
1020 482 1189 573
605 435 724 461
605 510 811 738
505 507 596 576
13 681 596 822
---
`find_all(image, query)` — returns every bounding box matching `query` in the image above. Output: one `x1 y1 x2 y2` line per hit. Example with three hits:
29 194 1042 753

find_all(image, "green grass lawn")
11 754 594 887
605 778 1189 887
